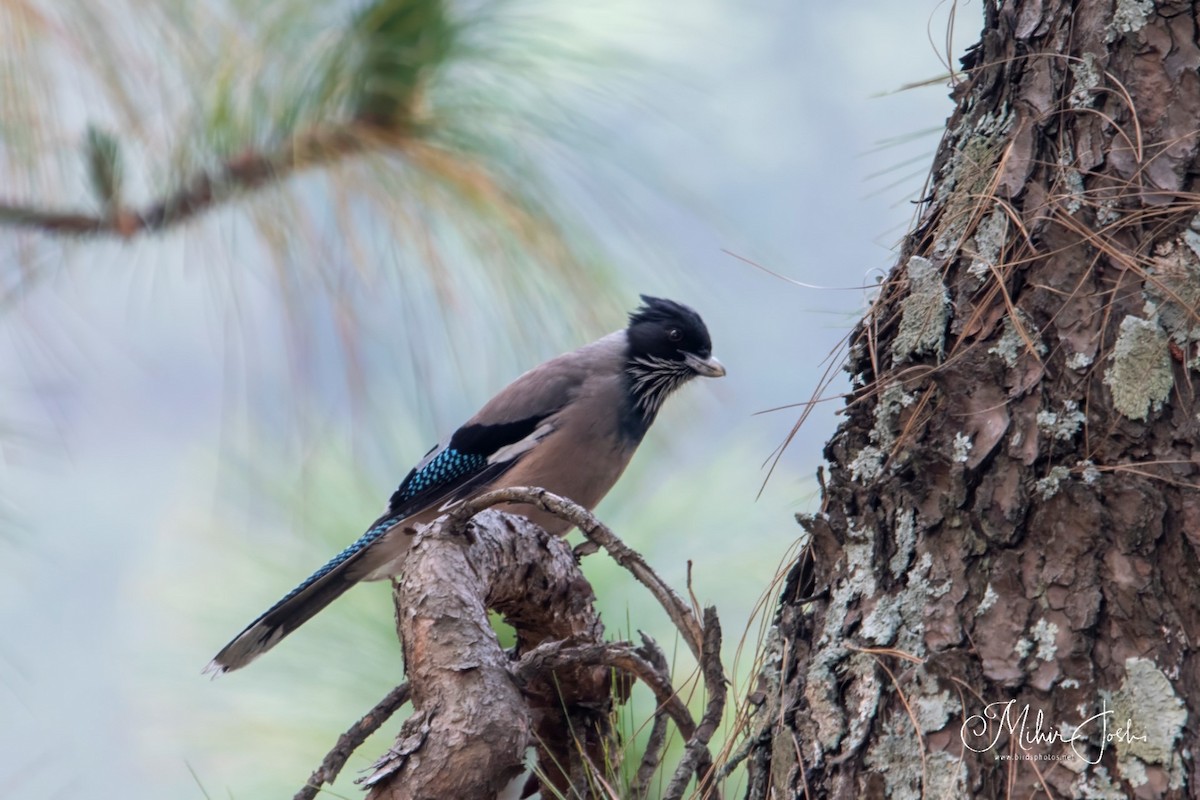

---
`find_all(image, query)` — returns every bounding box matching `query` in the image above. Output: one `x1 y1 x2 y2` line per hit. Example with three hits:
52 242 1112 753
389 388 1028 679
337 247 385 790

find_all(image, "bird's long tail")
205 520 400 674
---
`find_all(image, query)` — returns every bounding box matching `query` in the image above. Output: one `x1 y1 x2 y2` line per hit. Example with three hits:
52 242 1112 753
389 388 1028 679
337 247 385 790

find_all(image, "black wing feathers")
450 415 545 455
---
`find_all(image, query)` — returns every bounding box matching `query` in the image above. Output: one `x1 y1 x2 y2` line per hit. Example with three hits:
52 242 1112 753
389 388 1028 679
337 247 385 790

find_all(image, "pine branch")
0 124 376 238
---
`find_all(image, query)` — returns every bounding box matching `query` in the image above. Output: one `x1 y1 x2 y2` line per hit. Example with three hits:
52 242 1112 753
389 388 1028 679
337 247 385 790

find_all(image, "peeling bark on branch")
363 509 600 800
296 490 726 800
451 486 706 660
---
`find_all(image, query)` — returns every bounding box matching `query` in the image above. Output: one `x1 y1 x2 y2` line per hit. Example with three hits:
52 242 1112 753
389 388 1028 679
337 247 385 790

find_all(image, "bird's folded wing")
383 351 594 519
206 348 594 673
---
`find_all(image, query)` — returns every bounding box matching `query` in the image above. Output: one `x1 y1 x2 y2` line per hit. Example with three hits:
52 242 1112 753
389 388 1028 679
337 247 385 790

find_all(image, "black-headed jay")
208 296 723 673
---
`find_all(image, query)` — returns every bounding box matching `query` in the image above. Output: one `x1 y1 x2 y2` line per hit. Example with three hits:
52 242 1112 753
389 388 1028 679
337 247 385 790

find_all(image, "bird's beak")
683 351 726 378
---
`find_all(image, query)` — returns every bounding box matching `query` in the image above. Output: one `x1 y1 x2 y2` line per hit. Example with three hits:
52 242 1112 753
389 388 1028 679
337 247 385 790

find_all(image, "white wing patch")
487 421 556 465
437 497 466 512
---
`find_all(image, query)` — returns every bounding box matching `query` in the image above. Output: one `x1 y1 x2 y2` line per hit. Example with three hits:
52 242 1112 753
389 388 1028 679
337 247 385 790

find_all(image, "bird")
206 295 724 674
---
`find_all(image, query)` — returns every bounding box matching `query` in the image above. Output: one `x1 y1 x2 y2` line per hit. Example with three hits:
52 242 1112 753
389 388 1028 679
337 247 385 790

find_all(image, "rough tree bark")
746 2 1200 798
360 509 583 799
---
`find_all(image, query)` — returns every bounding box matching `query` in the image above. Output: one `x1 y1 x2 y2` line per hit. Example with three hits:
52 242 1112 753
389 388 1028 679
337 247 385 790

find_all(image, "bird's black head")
626 296 714 364
622 295 724 429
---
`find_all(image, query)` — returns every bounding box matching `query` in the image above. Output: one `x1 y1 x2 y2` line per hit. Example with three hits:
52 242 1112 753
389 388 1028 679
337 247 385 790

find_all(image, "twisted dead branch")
293 488 727 800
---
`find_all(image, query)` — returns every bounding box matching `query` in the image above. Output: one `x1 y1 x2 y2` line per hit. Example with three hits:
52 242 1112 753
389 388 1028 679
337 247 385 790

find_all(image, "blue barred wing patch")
394 447 489 506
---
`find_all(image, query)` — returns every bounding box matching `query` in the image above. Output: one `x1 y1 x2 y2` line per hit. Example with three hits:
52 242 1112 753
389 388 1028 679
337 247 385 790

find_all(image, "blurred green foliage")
349 0 454 125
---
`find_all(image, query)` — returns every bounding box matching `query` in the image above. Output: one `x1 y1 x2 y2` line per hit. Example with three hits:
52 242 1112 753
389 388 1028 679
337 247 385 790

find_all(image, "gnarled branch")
447 486 706 659
293 682 411 800
363 510 594 799
296 490 727 799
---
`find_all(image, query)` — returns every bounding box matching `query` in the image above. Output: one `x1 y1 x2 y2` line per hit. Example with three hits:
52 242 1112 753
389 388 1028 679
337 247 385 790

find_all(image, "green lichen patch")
1074 766 1134 800
1008 616 1059 665
1110 658 1187 786
924 752 969 798
1031 617 1058 661
889 509 917 578
911 668 959 733
1067 351 1094 371
863 712 925 800
804 522 879 751
988 308 1045 368
862 691 965 800
1037 400 1087 441
1146 220 1200 367
892 256 950 363
1035 465 1072 499
1078 459 1101 485
861 552 947 656
967 207 1009 287
1103 315 1173 421
934 110 1013 209
952 431 973 463
1068 53 1102 109
849 382 916 482
849 445 884 482
1108 0 1154 41
976 583 999 615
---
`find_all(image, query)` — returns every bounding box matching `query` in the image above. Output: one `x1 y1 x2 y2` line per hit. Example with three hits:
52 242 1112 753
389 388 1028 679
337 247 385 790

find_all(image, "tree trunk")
746 1 1200 798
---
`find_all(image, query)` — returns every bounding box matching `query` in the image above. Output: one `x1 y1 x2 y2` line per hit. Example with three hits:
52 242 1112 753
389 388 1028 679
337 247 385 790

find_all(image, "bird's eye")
667 328 683 343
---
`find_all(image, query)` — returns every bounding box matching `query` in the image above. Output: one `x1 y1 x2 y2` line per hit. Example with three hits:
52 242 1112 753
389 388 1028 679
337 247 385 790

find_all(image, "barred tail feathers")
205 517 409 674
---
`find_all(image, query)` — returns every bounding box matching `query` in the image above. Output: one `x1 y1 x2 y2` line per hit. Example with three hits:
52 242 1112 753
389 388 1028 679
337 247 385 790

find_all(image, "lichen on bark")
1103 315 1173 421
745 2 1200 798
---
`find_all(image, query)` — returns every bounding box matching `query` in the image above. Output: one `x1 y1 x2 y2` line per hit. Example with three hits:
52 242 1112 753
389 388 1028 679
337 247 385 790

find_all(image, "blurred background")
0 1 980 797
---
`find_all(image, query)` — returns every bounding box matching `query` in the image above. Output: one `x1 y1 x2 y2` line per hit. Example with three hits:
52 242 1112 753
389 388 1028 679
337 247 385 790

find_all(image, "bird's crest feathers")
627 295 704 331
